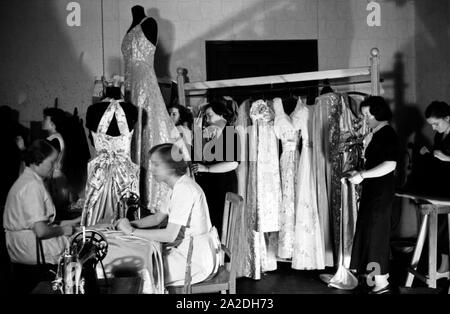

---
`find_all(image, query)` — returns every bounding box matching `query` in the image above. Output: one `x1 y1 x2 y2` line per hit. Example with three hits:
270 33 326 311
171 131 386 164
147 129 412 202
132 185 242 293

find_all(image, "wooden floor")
236 254 450 294
237 263 356 294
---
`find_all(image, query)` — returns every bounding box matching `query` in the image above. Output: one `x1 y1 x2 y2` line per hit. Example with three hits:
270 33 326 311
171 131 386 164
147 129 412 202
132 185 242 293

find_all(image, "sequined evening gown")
81 99 139 226
122 17 180 211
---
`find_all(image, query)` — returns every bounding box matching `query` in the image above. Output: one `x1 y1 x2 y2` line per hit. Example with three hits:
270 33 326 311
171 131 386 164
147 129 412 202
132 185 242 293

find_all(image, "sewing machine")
52 229 108 294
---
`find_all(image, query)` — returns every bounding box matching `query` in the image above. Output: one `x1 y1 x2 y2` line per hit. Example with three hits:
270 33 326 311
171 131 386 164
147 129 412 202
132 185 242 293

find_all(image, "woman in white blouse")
116 143 220 286
3 140 76 265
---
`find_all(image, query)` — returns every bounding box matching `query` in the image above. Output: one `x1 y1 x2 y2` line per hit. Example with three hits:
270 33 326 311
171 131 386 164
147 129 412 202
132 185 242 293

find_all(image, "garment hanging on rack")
241 99 281 279
321 93 367 289
310 93 341 267
122 17 181 211
291 99 326 270
273 98 300 259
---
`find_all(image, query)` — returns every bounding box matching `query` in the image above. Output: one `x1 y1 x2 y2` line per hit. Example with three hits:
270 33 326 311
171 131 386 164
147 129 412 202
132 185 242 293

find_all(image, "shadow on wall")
384 0 450 238
0 0 93 288
146 1 325 83
148 7 175 80
0 0 94 124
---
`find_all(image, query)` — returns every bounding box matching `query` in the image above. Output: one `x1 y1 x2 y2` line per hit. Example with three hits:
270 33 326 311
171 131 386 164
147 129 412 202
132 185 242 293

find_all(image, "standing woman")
42 108 71 217
191 100 240 236
348 96 399 294
168 104 194 147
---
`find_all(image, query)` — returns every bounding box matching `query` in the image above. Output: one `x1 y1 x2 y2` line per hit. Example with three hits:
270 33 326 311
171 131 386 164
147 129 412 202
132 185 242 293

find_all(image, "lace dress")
81 99 139 226
241 100 281 279
273 98 300 259
122 17 180 211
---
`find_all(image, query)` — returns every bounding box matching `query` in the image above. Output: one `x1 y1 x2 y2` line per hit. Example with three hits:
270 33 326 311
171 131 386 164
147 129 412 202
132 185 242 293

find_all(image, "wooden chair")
168 192 244 294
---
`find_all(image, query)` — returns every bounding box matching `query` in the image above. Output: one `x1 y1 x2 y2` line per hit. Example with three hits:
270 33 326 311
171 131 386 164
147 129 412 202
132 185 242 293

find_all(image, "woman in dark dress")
420 101 450 275
348 96 399 294
191 101 240 237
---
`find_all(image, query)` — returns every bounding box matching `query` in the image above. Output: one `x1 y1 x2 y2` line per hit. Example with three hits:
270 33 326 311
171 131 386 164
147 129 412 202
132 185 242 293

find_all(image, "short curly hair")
43 107 66 133
360 96 392 121
168 104 193 128
425 101 450 119
24 139 57 167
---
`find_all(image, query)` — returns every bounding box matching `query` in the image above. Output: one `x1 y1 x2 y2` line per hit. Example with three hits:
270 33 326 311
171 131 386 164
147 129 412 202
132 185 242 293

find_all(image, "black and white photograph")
0 0 449 301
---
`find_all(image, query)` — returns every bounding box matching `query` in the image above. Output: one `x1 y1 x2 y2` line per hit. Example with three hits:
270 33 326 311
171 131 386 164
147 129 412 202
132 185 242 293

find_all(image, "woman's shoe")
436 271 450 280
368 284 392 294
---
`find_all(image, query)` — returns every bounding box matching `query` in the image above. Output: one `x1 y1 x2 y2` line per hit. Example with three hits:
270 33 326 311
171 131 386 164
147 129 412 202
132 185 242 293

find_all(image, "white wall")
0 0 418 126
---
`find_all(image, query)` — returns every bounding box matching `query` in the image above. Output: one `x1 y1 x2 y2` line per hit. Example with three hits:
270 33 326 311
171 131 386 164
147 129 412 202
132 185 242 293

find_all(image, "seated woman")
3 139 76 266
422 101 450 275
116 143 220 286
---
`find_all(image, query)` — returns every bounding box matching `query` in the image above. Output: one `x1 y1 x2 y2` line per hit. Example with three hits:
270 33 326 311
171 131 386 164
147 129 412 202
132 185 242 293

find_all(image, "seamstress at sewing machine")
403 100 450 277
3 140 79 266
114 143 221 287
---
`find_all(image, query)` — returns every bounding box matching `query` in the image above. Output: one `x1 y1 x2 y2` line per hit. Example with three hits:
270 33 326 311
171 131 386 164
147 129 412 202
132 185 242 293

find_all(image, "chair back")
220 192 244 275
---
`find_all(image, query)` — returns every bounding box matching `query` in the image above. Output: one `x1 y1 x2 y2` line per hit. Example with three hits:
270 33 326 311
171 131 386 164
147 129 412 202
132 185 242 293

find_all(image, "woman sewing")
420 101 450 276
348 96 399 294
3 140 77 266
115 143 220 286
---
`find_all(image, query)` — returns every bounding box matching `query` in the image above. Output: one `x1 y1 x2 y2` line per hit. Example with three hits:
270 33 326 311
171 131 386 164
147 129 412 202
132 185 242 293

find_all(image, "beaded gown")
122 17 180 211
273 98 300 259
241 100 281 279
81 99 139 226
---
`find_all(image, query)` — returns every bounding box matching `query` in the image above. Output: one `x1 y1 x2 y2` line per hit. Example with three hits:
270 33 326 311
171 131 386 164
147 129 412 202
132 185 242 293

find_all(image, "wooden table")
396 192 450 292
32 277 143 294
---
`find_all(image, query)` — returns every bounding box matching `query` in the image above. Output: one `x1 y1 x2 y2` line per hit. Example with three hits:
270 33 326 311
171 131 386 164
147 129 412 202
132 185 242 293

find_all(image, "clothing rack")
182 78 382 99
176 48 381 107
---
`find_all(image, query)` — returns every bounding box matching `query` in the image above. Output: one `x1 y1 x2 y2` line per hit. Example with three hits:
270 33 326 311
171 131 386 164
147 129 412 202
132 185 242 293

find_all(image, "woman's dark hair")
204 98 237 125
24 139 56 166
425 101 450 119
148 143 188 176
168 104 193 128
360 96 392 121
43 107 66 133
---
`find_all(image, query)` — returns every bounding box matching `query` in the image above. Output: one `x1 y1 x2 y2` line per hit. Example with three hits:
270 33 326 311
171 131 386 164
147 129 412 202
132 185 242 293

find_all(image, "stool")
405 203 450 290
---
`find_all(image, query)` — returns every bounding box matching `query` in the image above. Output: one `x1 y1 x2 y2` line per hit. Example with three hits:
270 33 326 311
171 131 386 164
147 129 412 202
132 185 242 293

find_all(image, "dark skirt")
350 175 395 275
195 171 237 237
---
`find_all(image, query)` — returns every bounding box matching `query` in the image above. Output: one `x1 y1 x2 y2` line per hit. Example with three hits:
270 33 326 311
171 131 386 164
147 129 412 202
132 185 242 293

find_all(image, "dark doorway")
205 40 319 104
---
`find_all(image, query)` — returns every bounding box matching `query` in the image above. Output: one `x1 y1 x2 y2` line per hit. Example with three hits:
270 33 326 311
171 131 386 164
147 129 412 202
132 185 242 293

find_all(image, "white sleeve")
167 182 195 226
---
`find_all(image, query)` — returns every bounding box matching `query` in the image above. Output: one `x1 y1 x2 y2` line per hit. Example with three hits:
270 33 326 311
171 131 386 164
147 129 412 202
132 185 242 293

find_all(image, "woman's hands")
348 171 365 185
420 146 430 155
433 150 450 161
191 163 208 174
115 218 134 235
61 224 74 236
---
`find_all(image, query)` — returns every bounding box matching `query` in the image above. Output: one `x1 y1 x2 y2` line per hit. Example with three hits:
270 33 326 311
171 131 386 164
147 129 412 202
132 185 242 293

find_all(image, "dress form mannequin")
86 86 138 146
127 5 157 46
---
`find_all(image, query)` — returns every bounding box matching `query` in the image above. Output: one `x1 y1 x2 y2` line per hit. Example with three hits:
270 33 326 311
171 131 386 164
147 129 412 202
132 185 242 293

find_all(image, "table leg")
405 214 428 287
428 211 438 289
448 214 450 294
